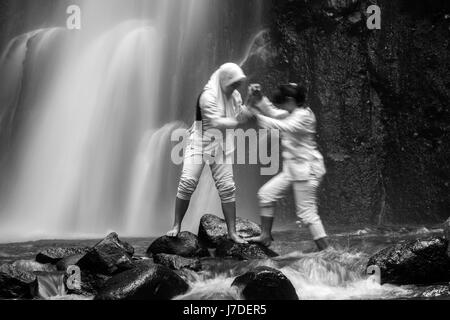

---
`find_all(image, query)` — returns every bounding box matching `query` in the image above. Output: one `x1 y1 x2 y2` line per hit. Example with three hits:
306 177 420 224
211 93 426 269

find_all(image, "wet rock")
0 272 31 299
147 232 209 258
77 233 135 276
153 253 201 271
215 240 278 260
36 247 89 264
74 271 111 297
95 260 189 300
56 254 86 271
367 237 450 285
198 214 261 248
232 266 298 300
0 260 56 299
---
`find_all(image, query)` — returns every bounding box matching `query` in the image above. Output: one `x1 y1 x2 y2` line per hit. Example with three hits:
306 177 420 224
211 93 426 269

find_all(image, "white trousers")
176 143 236 203
258 172 327 240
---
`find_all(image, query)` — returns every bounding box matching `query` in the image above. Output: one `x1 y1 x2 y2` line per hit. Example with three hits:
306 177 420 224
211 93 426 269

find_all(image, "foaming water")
174 248 415 300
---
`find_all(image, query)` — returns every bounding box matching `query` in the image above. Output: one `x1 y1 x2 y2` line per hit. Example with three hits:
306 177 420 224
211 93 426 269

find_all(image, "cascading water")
0 0 268 242
173 248 414 300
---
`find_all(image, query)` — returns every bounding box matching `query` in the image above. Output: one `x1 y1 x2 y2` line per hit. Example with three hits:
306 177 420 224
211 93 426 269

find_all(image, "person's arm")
256 97 289 119
201 92 239 129
257 110 315 134
236 104 255 124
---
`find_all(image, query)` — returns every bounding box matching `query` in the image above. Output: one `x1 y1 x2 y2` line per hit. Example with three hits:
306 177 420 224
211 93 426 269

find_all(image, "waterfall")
0 0 268 242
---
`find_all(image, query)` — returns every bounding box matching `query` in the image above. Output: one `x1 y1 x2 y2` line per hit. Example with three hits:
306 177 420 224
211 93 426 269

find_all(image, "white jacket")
257 106 326 181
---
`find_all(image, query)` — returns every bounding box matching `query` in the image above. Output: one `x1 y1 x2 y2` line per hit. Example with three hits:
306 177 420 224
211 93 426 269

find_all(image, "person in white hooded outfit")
248 83 330 251
167 63 252 244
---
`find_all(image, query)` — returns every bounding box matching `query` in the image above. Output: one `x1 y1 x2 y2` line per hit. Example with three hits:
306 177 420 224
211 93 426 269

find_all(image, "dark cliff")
256 0 449 225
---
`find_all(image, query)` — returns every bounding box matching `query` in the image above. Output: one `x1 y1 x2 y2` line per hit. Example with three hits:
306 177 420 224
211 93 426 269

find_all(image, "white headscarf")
203 63 247 118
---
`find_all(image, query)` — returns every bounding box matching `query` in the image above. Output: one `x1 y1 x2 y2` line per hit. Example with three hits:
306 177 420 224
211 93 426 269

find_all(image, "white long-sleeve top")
189 90 250 157
257 106 326 181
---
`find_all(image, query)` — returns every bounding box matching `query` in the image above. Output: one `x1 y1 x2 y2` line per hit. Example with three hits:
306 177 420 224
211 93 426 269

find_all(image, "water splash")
174 248 414 300
32 272 67 299
239 29 274 68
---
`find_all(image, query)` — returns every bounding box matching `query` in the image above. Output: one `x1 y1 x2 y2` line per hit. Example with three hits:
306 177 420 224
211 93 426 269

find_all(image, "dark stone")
56 254 86 271
0 260 56 299
153 254 201 271
75 271 111 297
0 272 31 299
198 214 261 248
367 237 450 285
94 260 189 300
77 233 135 275
232 266 298 300
147 231 209 258
215 240 278 260
36 247 89 264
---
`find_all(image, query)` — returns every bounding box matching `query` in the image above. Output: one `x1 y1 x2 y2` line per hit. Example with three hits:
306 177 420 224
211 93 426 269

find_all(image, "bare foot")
166 225 181 237
248 236 272 247
228 233 248 244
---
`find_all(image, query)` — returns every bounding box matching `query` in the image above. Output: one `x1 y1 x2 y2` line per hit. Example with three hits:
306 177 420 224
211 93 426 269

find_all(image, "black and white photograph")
0 0 449 308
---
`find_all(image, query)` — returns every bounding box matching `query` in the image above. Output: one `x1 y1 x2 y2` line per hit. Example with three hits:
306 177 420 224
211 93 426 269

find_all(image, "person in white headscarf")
167 63 252 244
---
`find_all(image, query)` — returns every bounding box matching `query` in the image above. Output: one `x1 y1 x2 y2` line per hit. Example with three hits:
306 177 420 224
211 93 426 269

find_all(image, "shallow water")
0 225 449 300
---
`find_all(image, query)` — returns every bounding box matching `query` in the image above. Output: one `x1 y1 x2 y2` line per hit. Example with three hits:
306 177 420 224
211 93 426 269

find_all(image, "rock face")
232 266 298 300
153 254 201 272
444 218 450 241
198 214 262 248
147 232 209 258
77 233 135 275
0 260 56 299
36 247 89 264
215 240 278 260
264 0 450 225
95 260 189 300
367 237 450 285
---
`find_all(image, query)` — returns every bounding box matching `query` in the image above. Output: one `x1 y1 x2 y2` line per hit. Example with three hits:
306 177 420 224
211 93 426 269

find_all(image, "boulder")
198 214 261 248
367 237 450 285
215 240 278 260
36 247 89 264
74 271 111 297
147 231 209 258
94 260 189 300
153 253 201 271
56 254 86 271
0 260 56 299
232 266 298 300
0 272 32 299
77 233 135 275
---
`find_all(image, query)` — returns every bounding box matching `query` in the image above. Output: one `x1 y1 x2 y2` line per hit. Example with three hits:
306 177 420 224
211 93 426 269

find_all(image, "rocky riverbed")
0 215 449 300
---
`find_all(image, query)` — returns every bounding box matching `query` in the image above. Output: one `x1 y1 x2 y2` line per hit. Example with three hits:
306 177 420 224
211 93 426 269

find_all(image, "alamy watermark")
171 125 281 176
